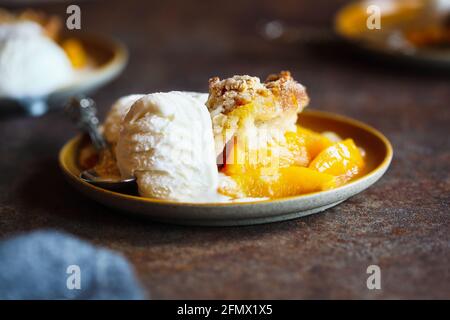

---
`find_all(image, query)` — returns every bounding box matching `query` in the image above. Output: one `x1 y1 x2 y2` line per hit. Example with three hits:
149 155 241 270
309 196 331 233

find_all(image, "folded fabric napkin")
0 230 145 300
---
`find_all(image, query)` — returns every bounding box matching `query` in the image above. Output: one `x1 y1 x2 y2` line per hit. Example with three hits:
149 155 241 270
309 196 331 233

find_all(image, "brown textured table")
1 0 449 299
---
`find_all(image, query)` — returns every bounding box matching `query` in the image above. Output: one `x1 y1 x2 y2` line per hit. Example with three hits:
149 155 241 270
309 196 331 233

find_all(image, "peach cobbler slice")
207 71 365 199
207 71 310 166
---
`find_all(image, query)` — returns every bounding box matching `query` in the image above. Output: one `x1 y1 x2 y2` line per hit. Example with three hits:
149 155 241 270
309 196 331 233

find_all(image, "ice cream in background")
0 21 73 97
116 91 220 202
0 20 41 39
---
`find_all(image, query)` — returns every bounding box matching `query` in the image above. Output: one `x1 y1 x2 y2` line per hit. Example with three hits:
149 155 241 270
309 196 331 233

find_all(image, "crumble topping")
206 71 309 116
207 75 268 116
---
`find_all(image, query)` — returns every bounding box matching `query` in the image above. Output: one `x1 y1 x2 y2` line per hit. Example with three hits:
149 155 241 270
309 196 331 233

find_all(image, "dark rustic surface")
0 0 449 299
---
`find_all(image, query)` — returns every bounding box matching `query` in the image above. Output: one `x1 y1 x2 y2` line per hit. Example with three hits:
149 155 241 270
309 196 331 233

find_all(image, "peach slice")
61 38 88 69
296 127 333 160
220 166 337 198
309 138 364 180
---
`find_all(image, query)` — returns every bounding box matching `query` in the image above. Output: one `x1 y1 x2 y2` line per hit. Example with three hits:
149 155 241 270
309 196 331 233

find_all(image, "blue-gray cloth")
0 230 145 300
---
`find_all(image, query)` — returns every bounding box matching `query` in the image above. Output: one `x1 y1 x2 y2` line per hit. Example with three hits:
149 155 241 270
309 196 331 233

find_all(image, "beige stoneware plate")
59 110 393 226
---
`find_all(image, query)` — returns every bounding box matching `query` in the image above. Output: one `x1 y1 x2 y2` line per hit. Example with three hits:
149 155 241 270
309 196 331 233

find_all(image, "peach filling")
219 126 365 199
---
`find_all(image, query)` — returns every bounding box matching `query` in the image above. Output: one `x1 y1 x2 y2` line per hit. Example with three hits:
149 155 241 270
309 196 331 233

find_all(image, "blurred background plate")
0 32 128 116
334 0 450 68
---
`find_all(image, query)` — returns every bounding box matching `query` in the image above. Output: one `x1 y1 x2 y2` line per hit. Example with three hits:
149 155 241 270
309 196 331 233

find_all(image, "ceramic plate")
0 33 128 116
334 1 450 68
59 110 393 226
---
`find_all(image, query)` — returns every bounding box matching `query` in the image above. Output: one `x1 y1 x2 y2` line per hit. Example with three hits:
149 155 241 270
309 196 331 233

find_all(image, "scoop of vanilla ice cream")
0 21 74 98
103 94 145 144
103 92 207 145
116 91 219 202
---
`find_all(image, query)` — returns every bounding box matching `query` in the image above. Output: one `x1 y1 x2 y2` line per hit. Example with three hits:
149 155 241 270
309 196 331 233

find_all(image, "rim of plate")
59 110 393 207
